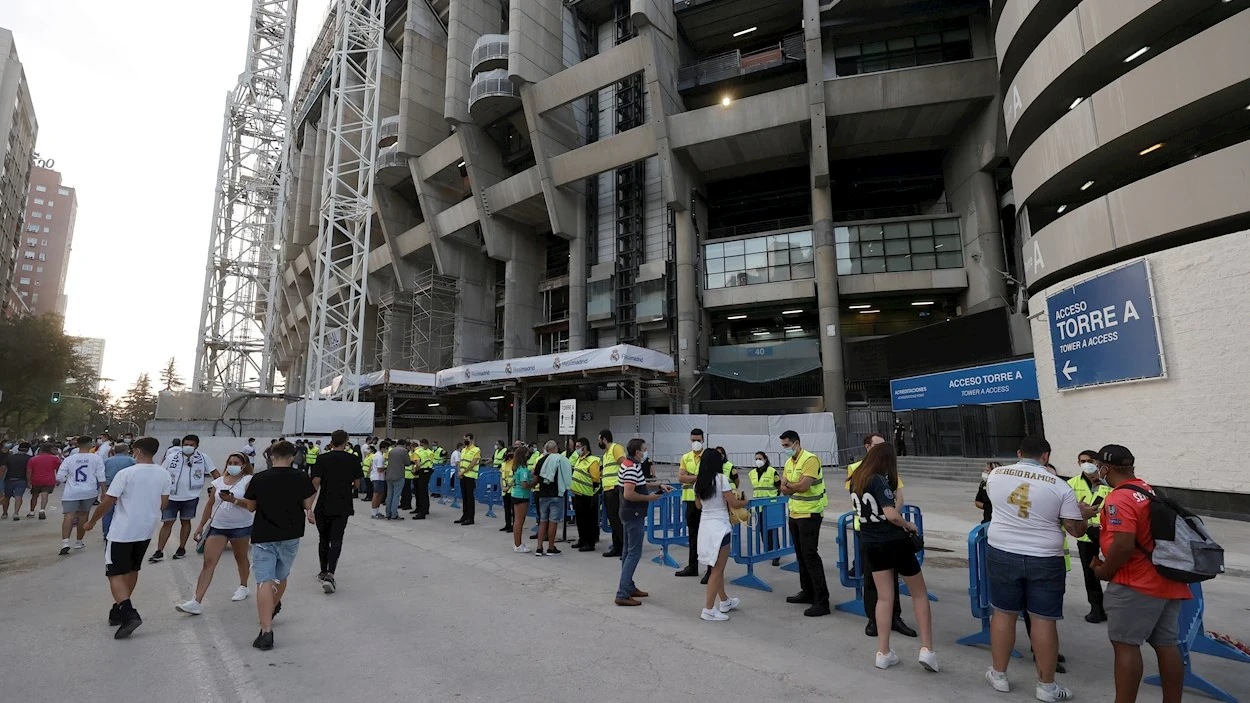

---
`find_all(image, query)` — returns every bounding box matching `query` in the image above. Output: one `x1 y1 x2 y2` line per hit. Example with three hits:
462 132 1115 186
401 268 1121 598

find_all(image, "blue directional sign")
890 359 1039 411
1045 259 1165 391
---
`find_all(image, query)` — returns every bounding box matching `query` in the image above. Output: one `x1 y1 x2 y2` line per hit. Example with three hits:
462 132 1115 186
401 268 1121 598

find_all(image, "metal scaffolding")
193 0 297 394
411 268 458 373
613 0 643 347
304 0 385 400
374 288 415 372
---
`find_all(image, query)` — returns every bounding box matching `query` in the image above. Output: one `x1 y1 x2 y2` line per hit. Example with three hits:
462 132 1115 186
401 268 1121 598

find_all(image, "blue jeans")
616 517 645 599
385 478 404 517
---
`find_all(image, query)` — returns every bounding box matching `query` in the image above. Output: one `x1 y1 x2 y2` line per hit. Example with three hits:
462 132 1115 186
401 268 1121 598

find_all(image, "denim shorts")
3 479 26 497
251 539 301 583
62 498 95 513
371 480 387 494
208 525 252 540
986 544 1067 620
537 496 565 522
162 498 199 521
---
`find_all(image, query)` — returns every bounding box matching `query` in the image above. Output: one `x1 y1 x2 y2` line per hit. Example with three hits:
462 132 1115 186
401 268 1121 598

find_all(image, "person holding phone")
1066 450 1112 623
175 453 255 615
615 439 671 606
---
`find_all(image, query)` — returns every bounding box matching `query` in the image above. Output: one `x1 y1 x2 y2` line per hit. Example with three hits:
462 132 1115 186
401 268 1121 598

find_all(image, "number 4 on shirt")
1008 483 1032 518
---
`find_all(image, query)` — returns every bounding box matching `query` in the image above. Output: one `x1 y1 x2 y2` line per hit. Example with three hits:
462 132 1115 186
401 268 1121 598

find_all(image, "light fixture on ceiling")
1081 180 1094 191
782 309 802 315
489 395 505 400
456 160 466 168
1124 47 1150 63
721 95 732 107
427 402 440 407
1068 97 1084 110
857 309 880 314
732 26 758 38
786 325 802 330
1057 205 1067 214
848 304 872 310
752 330 769 336
727 314 747 320
1139 143 1164 156
911 301 935 306
651 316 663 322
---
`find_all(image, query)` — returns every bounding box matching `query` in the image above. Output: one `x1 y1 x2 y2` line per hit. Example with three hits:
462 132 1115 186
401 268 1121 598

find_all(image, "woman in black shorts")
849 444 937 673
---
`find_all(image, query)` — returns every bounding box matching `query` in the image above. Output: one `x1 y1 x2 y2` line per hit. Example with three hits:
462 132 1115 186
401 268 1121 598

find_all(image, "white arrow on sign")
1062 359 1078 381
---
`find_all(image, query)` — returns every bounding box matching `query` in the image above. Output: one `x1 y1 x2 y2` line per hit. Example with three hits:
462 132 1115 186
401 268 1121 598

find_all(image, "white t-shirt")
97 441 113 458
241 444 256 458
106 463 171 543
699 473 733 521
986 461 1083 558
370 452 385 481
450 450 461 469
56 453 106 501
696 474 734 566
164 450 218 501
208 475 255 529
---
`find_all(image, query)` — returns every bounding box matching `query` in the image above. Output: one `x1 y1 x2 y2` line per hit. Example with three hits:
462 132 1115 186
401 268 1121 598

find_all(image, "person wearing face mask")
176 453 255 614
615 439 674 605
975 462 1003 524
150 435 219 563
569 437 602 552
598 430 626 557
779 429 830 617
1067 450 1111 623
749 451 782 564
847 433 915 638
676 429 708 579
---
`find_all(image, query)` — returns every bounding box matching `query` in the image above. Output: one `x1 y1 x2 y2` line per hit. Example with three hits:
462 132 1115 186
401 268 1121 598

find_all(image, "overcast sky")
0 0 323 398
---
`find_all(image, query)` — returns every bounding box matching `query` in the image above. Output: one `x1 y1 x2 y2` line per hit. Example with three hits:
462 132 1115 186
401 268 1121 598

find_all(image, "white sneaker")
717 597 740 613
918 647 939 672
72 540 86 550
1035 682 1074 702
513 544 531 553
231 586 249 602
175 600 204 615
985 669 1011 693
26 512 34 518
700 608 730 621
875 650 900 670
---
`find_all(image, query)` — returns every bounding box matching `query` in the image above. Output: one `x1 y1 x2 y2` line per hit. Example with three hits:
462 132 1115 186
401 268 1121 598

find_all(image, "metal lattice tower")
193 0 298 394
303 0 385 400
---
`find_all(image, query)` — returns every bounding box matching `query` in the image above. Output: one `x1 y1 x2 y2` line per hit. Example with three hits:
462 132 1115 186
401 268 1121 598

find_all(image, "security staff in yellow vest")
431 441 447 466
598 430 626 557
455 433 483 526
846 433 916 638
778 429 831 617
1070 449 1112 623
306 441 320 473
410 439 435 520
400 441 419 512
493 440 507 470
569 437 602 552
359 445 374 501
677 429 709 579
749 451 782 563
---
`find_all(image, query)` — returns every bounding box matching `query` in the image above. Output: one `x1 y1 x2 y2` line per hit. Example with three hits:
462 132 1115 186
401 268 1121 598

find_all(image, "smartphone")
219 490 233 498
1092 495 1104 507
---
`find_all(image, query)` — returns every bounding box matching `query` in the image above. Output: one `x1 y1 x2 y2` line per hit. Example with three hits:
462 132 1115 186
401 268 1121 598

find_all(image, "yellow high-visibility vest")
680 451 702 502
784 449 826 518
459 444 482 479
601 442 623 490
571 453 601 496
750 466 778 498
493 447 507 468
1067 475 1112 543
306 445 319 464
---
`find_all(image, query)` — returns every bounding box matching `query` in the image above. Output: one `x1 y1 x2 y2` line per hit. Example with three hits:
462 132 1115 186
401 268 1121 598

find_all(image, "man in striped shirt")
615 438 673 606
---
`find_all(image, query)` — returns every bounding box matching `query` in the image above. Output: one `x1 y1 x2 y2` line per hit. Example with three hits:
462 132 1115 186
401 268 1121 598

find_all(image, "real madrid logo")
463 368 471 379
552 356 561 370
609 349 620 363
505 363 513 374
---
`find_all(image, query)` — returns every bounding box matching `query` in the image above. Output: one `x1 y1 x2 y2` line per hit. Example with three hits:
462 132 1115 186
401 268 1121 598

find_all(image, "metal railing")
677 32 805 90
706 215 811 240
831 202 952 224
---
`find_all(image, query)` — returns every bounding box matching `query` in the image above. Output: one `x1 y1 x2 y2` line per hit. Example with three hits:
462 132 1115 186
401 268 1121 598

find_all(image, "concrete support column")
674 203 698 413
504 235 543 358
568 206 588 351
813 190 846 431
957 170 1008 313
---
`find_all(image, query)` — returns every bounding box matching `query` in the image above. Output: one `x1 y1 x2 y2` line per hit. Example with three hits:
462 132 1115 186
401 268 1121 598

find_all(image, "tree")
159 356 185 392
117 373 158 433
0 314 85 437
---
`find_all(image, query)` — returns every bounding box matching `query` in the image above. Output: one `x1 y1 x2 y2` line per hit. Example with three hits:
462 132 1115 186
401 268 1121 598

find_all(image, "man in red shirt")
1091 444 1189 703
26 444 62 519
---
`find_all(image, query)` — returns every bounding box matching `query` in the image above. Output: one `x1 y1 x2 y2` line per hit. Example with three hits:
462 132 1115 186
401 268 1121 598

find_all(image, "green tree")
117 373 158 433
159 356 184 392
0 314 85 437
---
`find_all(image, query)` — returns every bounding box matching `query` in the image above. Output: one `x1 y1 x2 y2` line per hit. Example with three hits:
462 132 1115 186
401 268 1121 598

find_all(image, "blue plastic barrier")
474 469 503 519
429 465 452 500
646 486 687 568
728 496 795 592
447 468 461 508
898 505 938 603
833 511 866 616
1144 582 1249 703
956 523 1021 657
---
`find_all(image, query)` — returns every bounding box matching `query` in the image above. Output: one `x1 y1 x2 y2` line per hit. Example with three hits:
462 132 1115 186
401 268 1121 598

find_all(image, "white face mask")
1081 462 1099 476
691 441 703 452
181 446 195 456
226 465 243 476
981 472 991 480
754 459 765 468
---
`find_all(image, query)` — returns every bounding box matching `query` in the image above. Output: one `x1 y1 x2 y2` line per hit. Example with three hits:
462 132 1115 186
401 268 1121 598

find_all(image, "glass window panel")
706 273 725 289
745 252 767 269
834 45 861 58
770 265 792 282
769 234 790 250
885 239 909 256
789 230 812 247
933 218 959 235
942 29 971 42
910 238 934 253
769 249 791 266
916 33 941 47
724 255 745 272
860 241 884 257
791 262 815 279
835 242 852 260
859 224 883 240
884 223 908 239
725 272 748 287
834 226 852 244
706 243 723 258
908 220 933 237
886 255 912 272
745 268 768 285
845 226 859 242
863 41 887 55
888 37 915 51
911 254 936 270
889 55 917 70
935 235 961 252
937 252 963 269
835 58 861 77
915 48 943 66
706 257 724 274
723 240 745 256
860 257 886 274
837 258 854 276
861 58 888 73
744 237 766 254
792 246 813 263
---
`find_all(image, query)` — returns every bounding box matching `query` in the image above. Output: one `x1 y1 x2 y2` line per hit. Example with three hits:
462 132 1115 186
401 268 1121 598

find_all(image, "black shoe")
252 630 274 650
700 569 711 585
546 547 561 555
59 545 70 555
1058 653 1067 663
272 600 282 619
569 542 583 549
114 617 143 639
172 548 187 560
461 520 474 526
675 565 699 577
454 519 464 524
322 576 336 594
411 515 426 520
602 550 622 558
530 533 539 540
891 617 917 638
579 545 595 552
803 603 831 617
109 605 121 626
771 557 781 566
865 620 878 637
500 525 512 532
1084 608 1107 624
786 592 814 605
148 550 164 563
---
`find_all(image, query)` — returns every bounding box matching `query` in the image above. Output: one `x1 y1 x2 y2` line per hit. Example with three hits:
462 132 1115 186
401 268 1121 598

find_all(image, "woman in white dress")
695 448 748 621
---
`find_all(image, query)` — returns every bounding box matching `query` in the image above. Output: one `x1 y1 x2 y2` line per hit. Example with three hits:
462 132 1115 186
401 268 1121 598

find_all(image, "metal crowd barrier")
834 504 935 617
474 469 503 519
955 523 1021 657
728 496 795 592
898 504 937 602
646 485 687 568
429 464 452 500
1144 582 1249 703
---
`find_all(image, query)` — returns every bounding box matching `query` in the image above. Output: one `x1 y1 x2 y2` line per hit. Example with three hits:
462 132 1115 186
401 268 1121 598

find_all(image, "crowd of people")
0 424 1209 703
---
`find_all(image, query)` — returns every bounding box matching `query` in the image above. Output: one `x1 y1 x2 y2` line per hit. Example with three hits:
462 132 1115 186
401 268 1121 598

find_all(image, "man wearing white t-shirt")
983 437 1098 702
56 436 107 555
85 437 170 639
369 442 387 518
150 435 218 562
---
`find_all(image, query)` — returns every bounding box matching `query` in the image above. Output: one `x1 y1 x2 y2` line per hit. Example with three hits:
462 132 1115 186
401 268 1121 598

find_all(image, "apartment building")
17 166 77 317
0 27 38 317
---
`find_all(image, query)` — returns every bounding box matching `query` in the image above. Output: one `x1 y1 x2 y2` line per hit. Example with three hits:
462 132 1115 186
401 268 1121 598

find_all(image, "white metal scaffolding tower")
303 0 385 401
193 0 297 394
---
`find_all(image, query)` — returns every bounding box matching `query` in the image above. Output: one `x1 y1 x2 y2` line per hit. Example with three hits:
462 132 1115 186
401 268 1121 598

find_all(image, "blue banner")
890 359 1039 411
1044 259 1165 390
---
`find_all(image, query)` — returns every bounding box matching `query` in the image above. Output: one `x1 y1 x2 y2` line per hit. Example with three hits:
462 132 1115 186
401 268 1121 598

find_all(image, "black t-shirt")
975 481 992 524
852 474 908 544
312 450 358 518
534 455 560 498
4 452 30 480
244 466 315 543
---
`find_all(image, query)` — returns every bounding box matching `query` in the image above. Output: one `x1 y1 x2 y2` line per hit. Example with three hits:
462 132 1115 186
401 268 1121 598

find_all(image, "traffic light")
51 392 61 403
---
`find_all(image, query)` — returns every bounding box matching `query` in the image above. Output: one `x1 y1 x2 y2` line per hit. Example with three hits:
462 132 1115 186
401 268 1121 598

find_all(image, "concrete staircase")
898 456 998 483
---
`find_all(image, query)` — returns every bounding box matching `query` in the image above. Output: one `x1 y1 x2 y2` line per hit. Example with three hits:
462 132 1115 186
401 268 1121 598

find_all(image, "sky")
0 0 324 398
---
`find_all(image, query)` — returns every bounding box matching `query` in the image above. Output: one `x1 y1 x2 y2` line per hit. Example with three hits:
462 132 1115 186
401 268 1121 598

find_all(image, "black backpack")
1114 484 1224 583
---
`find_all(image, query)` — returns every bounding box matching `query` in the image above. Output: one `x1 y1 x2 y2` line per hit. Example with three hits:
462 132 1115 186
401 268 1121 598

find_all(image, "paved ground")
1 479 1247 703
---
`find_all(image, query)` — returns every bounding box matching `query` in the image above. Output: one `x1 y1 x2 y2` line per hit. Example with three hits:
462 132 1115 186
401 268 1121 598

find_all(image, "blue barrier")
898 505 938 603
729 496 795 592
646 487 687 568
1144 582 1249 703
429 465 452 500
955 523 1021 657
833 511 866 616
474 469 503 519
447 469 461 508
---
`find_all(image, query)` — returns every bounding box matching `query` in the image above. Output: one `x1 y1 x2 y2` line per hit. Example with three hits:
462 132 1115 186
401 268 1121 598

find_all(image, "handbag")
906 530 925 553
729 492 750 525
